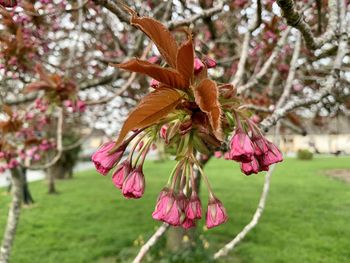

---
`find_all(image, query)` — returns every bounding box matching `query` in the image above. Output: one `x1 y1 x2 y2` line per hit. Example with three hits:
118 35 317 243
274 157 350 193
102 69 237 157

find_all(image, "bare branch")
214 124 281 259
238 28 291 94
276 0 338 50
132 224 169 263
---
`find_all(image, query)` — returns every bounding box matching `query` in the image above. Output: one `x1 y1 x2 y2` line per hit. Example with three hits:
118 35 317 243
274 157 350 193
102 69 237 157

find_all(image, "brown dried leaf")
130 15 178 68
115 88 182 147
193 79 223 141
113 59 187 89
176 33 194 86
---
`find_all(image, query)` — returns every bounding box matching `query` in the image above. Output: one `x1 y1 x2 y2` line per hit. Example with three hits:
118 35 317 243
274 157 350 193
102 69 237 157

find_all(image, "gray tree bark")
0 168 24 263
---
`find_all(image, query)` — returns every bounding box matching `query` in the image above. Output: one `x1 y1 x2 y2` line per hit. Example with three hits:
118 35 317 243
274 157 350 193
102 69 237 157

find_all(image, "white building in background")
278 116 350 155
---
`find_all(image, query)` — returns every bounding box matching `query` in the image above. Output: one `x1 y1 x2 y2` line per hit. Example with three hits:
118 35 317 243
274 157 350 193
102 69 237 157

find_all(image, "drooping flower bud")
122 166 145 199
150 79 159 89
229 128 254 163
240 156 260 175
92 142 125 176
251 135 269 156
160 125 168 142
259 141 283 167
112 160 131 189
152 191 182 226
185 192 202 220
194 58 204 74
206 197 228 229
204 56 217 68
182 217 196 229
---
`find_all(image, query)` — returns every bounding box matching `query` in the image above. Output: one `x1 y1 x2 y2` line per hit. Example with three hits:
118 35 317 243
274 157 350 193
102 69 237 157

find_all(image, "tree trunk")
166 155 210 252
0 168 24 263
46 166 57 194
21 168 34 205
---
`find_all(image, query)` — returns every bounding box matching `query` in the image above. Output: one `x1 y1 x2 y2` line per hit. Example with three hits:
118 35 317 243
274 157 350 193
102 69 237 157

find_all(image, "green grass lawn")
1 157 350 263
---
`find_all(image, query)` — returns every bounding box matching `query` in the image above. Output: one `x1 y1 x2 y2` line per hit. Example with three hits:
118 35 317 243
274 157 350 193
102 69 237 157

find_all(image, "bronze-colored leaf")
193 79 223 141
35 64 56 87
2 105 13 117
113 59 187 89
24 81 52 93
115 88 182 147
130 15 178 68
176 33 194 86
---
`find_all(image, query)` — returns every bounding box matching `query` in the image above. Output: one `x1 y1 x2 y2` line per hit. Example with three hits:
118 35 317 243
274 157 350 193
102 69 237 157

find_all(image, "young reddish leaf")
176 33 194 85
113 59 187 89
35 64 56 88
130 14 178 68
115 88 182 147
193 79 223 141
2 105 13 117
24 81 52 93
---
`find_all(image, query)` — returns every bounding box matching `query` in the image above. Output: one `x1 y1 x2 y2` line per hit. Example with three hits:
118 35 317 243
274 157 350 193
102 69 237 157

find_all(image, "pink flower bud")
160 125 168 141
92 142 125 176
148 56 160 64
76 100 86 113
64 100 73 108
185 192 202 220
229 128 254 163
194 58 204 74
7 159 19 169
182 218 196 229
112 161 131 189
214 151 222 158
206 197 228 229
204 56 217 68
122 166 145 199
259 141 283 167
252 136 269 156
240 156 260 175
150 79 159 89
152 191 183 226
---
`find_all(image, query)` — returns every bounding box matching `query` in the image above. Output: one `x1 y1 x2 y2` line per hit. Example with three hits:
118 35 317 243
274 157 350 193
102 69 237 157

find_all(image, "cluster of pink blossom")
92 132 149 200
63 99 87 113
0 152 19 172
228 117 283 175
92 128 228 229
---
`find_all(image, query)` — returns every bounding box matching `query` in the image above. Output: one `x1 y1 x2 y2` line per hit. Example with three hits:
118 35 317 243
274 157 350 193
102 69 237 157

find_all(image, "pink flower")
194 58 204 74
229 128 254 163
76 100 86 112
122 166 145 199
112 161 131 189
185 192 202 220
148 56 160 64
259 141 283 167
214 151 222 158
240 156 260 175
160 125 168 141
182 218 196 229
206 197 228 229
64 100 73 108
7 159 19 169
152 191 183 226
150 79 159 89
252 136 269 156
92 142 125 176
204 56 217 68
